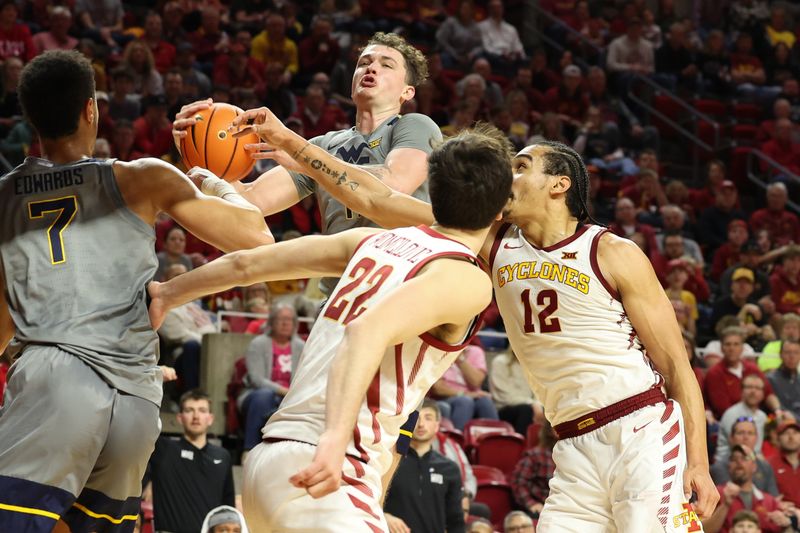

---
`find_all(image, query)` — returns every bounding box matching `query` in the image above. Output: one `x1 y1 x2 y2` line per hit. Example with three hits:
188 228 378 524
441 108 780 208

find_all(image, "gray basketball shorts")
0 345 161 533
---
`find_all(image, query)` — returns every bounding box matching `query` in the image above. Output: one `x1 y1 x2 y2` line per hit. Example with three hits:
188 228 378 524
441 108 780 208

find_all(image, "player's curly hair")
19 50 96 140
363 32 429 87
535 141 594 223
428 122 513 230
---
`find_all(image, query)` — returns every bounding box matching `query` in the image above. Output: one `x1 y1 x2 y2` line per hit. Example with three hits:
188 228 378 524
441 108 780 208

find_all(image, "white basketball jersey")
263 226 483 475
490 223 662 426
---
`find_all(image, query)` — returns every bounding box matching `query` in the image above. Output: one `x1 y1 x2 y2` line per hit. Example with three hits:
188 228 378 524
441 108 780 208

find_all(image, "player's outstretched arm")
0 269 14 355
172 99 303 216
231 107 435 229
148 228 377 328
289 259 492 498
116 158 274 252
597 233 719 519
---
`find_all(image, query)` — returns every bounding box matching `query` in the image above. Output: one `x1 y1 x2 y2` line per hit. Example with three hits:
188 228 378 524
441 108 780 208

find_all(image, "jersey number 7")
27 196 78 265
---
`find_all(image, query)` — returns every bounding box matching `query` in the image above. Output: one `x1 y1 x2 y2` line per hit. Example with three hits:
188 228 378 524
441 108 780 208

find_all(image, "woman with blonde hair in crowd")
121 39 164 96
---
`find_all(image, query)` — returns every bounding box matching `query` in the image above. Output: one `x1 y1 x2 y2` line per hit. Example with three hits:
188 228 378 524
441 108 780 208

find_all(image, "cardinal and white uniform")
243 225 483 533
490 223 703 532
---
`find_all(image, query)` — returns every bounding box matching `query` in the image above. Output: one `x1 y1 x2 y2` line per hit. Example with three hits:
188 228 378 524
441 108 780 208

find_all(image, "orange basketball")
179 102 260 182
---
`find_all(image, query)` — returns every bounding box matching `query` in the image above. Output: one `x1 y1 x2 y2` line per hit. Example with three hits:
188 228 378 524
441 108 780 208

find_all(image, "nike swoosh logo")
633 421 653 433
504 243 524 249
213 459 223 464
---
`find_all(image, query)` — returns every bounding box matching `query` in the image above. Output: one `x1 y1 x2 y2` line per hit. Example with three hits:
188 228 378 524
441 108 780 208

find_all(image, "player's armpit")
154 228 379 313
0 268 14 354
117 158 274 252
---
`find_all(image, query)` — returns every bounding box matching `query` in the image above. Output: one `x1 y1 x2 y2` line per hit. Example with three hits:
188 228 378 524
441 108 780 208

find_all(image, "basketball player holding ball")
173 32 440 296
0 50 272 533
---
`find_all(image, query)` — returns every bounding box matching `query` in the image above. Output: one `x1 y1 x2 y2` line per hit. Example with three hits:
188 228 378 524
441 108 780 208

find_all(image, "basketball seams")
203 105 218 170
220 109 241 180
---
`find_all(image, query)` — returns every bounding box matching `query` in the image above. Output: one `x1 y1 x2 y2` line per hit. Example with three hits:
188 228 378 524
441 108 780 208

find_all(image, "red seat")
692 98 727 120
440 428 465 449
473 432 526 477
526 423 542 449
472 464 507 485
652 94 686 139
732 124 759 145
729 146 754 190
732 102 763 123
140 500 154 533
464 419 514 448
475 478 514 529
694 120 721 161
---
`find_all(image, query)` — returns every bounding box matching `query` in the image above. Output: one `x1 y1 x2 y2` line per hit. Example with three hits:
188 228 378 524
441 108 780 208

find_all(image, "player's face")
503 146 553 224
178 399 214 438
351 45 413 108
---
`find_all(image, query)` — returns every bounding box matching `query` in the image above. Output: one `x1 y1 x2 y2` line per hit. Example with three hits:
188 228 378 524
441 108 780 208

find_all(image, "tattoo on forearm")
308 158 360 191
292 143 311 161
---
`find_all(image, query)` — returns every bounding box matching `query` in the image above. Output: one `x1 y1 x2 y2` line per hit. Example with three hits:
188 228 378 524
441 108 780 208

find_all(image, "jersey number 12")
28 196 78 265
521 288 562 333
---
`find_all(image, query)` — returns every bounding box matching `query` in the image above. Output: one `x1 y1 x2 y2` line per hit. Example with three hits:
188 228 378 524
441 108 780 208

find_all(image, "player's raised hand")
186 166 223 189
147 281 168 330
243 142 304 172
172 98 213 148
684 465 719 518
289 431 347 499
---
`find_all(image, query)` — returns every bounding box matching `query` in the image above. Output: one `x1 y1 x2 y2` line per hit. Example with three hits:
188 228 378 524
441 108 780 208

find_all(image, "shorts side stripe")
0 502 60 521
70 502 138 524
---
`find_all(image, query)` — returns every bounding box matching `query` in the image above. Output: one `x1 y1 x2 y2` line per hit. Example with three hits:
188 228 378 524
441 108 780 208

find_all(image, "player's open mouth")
360 76 377 87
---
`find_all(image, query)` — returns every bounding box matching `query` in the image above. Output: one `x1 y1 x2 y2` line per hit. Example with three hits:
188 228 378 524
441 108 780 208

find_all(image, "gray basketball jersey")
290 112 442 294
0 157 161 405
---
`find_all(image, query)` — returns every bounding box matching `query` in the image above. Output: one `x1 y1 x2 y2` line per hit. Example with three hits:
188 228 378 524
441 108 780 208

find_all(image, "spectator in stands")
32 6 77 54
657 205 704 265
164 69 188 121
750 183 800 247
109 67 142 123
157 227 193 281
704 444 789 532
655 22 699 91
239 303 303 452
655 237 710 302
765 43 798 89
543 65 586 135
161 1 186 43
729 510 762 532
189 7 230 68
526 111 569 145
212 43 264 94
768 421 800 507
528 48 559 95
689 159 727 213
767 340 800 422
260 61 297 121
201 505 248 533
510 420 557 518
771 246 800 315
477 0 525 77
413 0 447 45
719 241 771 302
459 58 504 109
0 0 36 63
0 56 22 136
75 0 125 50
606 18 655 93
175 41 212 99
436 0 483 71
111 119 145 161
503 511 534 533
665 261 699 332
731 32 773 100
292 84 348 139
142 11 176 74
147 390 235 533
765 5 795 49
698 29 732 97
489 350 543 435
710 268 771 342
608 197 659 256
503 91 531 148
574 105 637 176
711 418 780 496
134 94 173 158
698 180 748 255
251 13 298 83
467 519 493 533
758 98 799 143
760 313 800 372
716 375 770 463
431 406 477 498
121 40 164 98
298 15 339 86
384 401 465 533
761 118 800 177
431 344 498 431
619 168 668 216
729 0 770 42
712 220 750 282
705 327 780 421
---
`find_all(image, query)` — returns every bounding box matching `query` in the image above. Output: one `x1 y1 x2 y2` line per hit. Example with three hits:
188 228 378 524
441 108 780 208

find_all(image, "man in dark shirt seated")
384 400 465 533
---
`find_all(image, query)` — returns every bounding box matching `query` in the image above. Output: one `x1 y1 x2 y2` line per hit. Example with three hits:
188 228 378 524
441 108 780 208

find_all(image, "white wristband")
200 175 238 200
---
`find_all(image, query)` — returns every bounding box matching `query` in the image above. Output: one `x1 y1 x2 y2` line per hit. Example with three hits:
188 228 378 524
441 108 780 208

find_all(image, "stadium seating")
473 432 526 477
